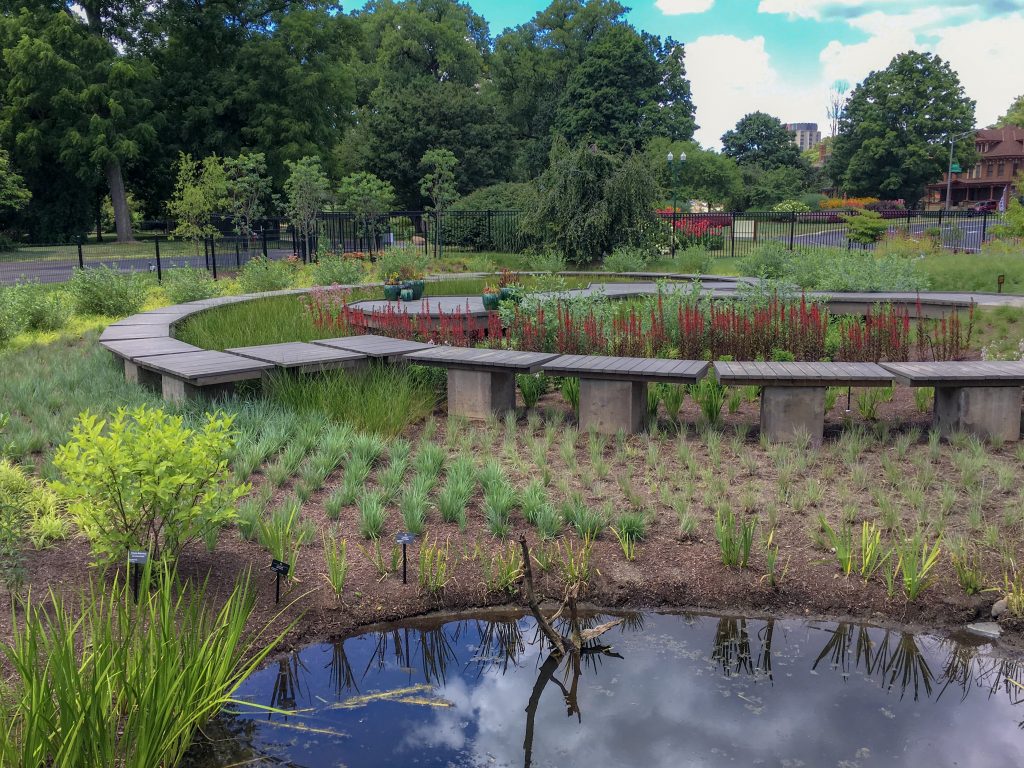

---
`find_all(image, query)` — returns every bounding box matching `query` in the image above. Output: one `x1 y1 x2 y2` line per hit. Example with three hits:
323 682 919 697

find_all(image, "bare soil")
8 384 1024 660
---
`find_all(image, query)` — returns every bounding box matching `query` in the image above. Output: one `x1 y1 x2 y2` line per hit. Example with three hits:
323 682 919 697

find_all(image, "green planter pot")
404 279 425 300
482 293 500 311
400 288 415 302
498 286 513 301
383 284 401 301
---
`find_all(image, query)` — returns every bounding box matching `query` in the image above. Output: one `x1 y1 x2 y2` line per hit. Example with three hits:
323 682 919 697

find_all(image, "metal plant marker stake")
271 559 291 604
395 532 416 584
128 550 148 603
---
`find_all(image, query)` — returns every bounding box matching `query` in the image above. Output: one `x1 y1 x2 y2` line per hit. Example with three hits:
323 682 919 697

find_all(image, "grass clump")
714 507 756 568
263 364 437 437
68 266 147 317
357 490 388 539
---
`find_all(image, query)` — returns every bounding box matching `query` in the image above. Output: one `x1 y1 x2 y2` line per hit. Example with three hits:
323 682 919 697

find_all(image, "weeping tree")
528 140 658 264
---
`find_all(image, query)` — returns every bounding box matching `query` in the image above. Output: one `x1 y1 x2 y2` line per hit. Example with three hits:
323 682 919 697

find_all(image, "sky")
467 0 1024 149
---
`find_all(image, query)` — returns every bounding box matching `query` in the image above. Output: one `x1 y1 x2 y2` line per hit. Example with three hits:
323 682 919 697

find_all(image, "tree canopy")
995 95 1024 128
829 51 976 205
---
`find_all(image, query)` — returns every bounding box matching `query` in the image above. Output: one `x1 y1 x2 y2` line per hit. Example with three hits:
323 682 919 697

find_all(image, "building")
785 122 822 151
927 127 1024 209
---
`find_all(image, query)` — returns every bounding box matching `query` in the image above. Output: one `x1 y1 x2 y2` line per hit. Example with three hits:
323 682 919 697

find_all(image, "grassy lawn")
918 249 1024 293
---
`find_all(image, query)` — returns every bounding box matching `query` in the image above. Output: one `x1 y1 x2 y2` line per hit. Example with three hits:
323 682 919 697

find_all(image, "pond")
185 612 1024 767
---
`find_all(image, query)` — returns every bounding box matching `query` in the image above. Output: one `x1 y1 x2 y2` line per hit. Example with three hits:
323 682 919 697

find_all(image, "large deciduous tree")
0 2 157 242
0 149 30 214
830 51 976 205
721 112 802 169
223 152 273 249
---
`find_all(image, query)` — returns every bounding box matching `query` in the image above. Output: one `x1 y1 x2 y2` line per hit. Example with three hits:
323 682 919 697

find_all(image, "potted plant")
482 285 500 311
400 286 415 301
497 268 523 303
401 266 425 300
383 273 402 301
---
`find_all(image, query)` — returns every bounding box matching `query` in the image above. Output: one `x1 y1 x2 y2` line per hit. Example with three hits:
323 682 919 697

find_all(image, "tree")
646 139 742 210
826 79 850 137
223 152 273 251
995 94 1024 128
552 26 668 151
284 156 331 262
419 149 460 258
721 112 803 169
0 4 157 242
528 141 658 264
0 149 30 213
167 154 226 256
830 51 976 205
337 172 396 251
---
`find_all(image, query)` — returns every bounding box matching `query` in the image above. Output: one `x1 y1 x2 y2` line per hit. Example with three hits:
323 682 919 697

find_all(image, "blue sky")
467 0 1024 148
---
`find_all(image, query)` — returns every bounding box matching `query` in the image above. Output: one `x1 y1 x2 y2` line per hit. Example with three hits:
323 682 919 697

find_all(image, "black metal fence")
657 209 1007 259
0 208 1010 286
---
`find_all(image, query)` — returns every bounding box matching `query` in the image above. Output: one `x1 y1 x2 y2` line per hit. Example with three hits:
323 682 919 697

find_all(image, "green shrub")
0 457 66 590
9 283 71 332
673 246 713 275
739 243 928 292
0 288 21 346
772 200 810 213
237 257 295 293
68 267 146 316
311 254 365 286
162 267 221 303
603 245 652 273
52 407 246 566
374 246 428 282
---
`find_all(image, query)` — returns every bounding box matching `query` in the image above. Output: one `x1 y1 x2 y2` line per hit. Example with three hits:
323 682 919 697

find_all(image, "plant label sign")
128 551 148 565
270 559 291 577
395 532 416 545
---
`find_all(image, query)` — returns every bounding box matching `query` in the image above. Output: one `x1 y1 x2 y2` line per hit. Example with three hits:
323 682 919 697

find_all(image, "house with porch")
926 127 1023 210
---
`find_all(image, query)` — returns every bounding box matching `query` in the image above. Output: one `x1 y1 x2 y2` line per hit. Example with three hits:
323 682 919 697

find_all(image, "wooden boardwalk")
313 334 432 361
881 361 1024 386
715 361 894 387
404 346 556 372
133 350 273 385
542 355 708 383
227 342 365 373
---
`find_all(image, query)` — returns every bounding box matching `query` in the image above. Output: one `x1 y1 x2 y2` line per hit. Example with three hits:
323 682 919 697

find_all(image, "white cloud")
656 0 715 14
687 35 827 148
818 29 918 90
756 0 870 20
933 13 1024 127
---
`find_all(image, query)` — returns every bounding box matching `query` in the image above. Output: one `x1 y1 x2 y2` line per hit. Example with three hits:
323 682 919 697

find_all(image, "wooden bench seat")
714 361 895 444
542 355 709 434
101 337 204 387
313 334 432 362
134 350 274 403
99 324 174 342
402 346 558 419
881 361 1024 441
227 342 366 374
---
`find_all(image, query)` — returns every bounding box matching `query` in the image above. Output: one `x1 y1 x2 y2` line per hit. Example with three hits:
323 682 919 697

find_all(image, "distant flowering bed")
302 285 974 363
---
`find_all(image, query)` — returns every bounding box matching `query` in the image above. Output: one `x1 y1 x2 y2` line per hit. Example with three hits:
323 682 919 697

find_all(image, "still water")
186 612 1024 767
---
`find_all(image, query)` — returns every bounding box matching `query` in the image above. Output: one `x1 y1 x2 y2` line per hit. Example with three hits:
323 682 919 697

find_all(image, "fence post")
788 212 795 250
154 238 162 282
729 214 735 259
76 236 84 270
204 238 210 270
671 209 677 259
262 228 268 258
235 240 241 268
981 212 988 246
211 239 218 280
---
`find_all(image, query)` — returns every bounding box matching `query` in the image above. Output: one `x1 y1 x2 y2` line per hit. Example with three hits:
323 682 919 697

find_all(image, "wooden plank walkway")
100 337 201 361
227 342 366 372
542 355 709 383
403 346 556 372
99 324 174 342
133 350 273 385
715 361 894 387
313 334 432 360
881 361 1024 387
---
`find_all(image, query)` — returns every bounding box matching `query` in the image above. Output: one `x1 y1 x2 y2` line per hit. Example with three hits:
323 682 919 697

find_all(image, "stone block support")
124 360 162 390
578 378 647 435
161 376 236 404
934 386 1022 442
447 369 516 420
760 386 825 444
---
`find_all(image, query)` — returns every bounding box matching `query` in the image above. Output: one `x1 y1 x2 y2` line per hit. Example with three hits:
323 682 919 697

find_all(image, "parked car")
968 200 999 213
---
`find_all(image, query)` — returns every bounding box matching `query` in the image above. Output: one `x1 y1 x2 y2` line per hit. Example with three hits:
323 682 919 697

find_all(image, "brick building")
927 127 1024 209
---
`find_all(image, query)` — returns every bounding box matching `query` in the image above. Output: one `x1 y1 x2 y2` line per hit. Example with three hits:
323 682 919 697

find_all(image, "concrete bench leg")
934 386 1022 442
124 360 162 391
760 386 825 444
161 376 236 404
447 369 515 420
578 378 647 435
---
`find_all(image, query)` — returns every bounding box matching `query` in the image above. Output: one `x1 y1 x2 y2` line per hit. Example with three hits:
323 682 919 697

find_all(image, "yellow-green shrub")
52 407 246 566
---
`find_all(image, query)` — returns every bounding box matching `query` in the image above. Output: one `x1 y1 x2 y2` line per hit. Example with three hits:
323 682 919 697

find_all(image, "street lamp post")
945 129 974 211
667 151 685 258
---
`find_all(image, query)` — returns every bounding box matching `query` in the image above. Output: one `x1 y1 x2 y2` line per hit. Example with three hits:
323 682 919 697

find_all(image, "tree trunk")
105 157 134 243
